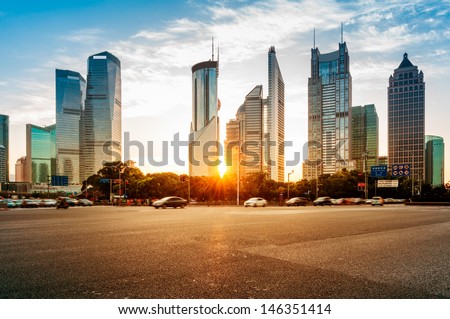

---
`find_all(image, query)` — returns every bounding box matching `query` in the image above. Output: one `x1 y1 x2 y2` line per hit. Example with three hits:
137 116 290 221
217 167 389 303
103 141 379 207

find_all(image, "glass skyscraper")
351 104 379 172
56 69 86 184
0 114 8 182
26 124 56 184
388 53 425 182
425 135 444 187
304 41 352 180
225 85 265 177
265 46 285 182
189 58 220 177
81 51 122 181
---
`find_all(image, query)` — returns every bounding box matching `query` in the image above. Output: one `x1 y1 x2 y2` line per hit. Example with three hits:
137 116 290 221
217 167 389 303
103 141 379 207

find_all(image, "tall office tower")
225 118 240 176
15 156 27 182
225 85 265 177
351 104 379 172
425 135 444 187
55 69 86 184
0 114 9 182
0 145 5 183
26 124 56 184
189 55 220 177
265 46 285 182
81 52 122 181
304 40 352 180
388 53 425 182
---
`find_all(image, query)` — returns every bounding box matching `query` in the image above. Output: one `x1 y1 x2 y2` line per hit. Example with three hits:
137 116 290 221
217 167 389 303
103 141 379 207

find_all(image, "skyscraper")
0 114 9 182
304 40 352 180
26 124 56 184
225 85 265 177
15 156 27 182
189 55 220 177
388 53 425 182
81 52 122 181
55 69 86 184
425 135 444 187
0 145 6 184
351 104 379 172
265 46 285 182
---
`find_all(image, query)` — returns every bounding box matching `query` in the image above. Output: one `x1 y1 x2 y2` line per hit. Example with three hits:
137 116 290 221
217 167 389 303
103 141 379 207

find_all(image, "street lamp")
287 170 294 199
362 152 368 199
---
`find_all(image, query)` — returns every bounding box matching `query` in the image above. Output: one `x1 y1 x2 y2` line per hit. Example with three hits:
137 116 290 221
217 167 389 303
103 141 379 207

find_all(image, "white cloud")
60 28 104 43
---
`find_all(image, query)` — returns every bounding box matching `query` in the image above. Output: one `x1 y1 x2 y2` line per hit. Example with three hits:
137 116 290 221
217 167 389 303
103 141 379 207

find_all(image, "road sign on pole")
370 165 388 177
392 164 410 177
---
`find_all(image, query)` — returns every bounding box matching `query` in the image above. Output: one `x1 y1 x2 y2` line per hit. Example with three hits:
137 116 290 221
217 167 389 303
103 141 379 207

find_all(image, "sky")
0 0 449 182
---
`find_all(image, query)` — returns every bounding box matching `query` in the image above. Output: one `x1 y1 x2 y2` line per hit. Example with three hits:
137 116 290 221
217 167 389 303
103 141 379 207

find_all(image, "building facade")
81 51 122 181
225 85 265 177
26 124 56 184
388 53 425 182
55 69 86 184
0 114 9 182
0 145 5 183
425 135 444 187
304 41 352 180
189 59 220 177
15 156 27 182
265 46 285 182
351 104 379 172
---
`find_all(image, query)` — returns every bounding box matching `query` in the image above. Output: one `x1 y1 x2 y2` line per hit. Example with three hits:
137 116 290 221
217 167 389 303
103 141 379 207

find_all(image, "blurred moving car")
371 196 384 206
2 199 16 208
244 197 267 207
60 197 78 206
285 197 307 206
21 199 40 208
78 199 93 206
331 198 344 205
152 196 188 209
313 196 332 206
38 199 57 207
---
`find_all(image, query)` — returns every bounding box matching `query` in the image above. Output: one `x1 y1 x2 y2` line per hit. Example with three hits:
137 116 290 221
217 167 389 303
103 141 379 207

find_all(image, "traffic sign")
392 164 410 177
51 175 69 186
377 180 399 188
370 165 387 177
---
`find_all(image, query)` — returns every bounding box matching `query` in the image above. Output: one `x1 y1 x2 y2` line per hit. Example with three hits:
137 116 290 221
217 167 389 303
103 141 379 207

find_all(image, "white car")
244 197 267 207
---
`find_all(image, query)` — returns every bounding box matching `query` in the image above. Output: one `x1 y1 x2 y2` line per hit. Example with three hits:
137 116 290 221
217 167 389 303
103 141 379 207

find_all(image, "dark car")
21 199 40 208
61 197 78 206
285 197 307 206
313 196 332 206
152 196 188 209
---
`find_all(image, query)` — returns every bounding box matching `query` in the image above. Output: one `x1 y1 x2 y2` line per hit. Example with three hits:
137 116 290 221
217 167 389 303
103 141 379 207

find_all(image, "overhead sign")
392 164 410 177
51 175 69 186
377 180 399 188
370 165 388 177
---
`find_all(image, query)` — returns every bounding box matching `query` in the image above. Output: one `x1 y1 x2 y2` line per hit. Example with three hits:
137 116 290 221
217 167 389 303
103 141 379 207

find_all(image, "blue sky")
1 0 449 182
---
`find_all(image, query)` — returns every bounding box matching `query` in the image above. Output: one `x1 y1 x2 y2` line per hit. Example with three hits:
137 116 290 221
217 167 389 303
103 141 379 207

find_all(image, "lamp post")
362 152 368 199
287 170 294 199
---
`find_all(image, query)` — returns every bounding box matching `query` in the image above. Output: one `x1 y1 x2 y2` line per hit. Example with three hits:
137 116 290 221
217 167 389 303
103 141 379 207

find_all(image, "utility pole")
287 170 294 199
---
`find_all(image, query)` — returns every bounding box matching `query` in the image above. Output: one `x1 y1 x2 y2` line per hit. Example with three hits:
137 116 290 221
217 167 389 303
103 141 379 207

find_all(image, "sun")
219 159 227 178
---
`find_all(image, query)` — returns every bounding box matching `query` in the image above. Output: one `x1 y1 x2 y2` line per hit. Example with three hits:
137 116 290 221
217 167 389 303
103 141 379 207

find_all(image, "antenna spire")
212 37 214 61
340 22 344 43
313 28 316 49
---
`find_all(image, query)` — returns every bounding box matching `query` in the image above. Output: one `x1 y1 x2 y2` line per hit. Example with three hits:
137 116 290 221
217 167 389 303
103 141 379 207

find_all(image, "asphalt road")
0 204 449 298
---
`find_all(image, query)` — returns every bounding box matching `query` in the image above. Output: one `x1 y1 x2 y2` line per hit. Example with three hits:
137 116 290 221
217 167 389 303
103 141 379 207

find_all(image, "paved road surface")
0 205 449 298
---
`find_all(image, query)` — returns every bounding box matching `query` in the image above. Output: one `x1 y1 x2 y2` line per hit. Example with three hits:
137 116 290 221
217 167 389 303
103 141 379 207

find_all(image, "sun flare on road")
219 160 227 178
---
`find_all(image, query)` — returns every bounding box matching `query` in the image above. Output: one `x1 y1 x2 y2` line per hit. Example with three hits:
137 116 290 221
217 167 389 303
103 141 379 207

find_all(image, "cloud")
59 28 104 43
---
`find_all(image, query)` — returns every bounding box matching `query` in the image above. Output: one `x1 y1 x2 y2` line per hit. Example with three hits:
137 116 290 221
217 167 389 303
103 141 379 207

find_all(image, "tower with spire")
388 52 425 187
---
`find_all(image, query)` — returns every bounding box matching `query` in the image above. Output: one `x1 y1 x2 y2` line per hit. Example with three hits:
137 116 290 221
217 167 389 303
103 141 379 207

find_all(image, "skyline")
1 0 450 182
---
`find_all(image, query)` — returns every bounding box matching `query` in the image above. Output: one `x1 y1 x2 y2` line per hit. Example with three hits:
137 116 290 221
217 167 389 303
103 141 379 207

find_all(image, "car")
331 198 344 205
285 197 307 206
244 197 267 207
60 197 78 206
21 199 40 208
152 196 188 209
313 196 332 206
78 199 93 206
2 199 16 208
371 196 384 206
38 199 57 207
